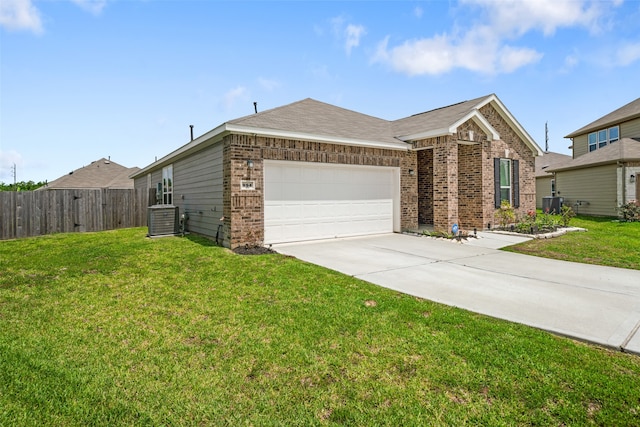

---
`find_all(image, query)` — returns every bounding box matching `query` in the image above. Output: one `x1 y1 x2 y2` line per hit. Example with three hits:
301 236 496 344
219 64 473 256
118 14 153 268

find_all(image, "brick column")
432 137 458 232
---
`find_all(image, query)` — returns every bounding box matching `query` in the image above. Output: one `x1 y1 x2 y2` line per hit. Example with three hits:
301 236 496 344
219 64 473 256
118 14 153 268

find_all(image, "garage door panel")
264 162 398 244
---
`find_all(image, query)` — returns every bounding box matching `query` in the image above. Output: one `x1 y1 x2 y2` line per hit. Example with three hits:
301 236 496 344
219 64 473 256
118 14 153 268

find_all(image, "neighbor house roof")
548 138 640 172
131 95 542 178
40 158 140 190
565 97 640 138
535 152 572 177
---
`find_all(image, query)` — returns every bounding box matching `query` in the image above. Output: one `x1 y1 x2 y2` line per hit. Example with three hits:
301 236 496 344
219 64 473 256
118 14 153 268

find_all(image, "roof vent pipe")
189 125 194 141
254 102 258 114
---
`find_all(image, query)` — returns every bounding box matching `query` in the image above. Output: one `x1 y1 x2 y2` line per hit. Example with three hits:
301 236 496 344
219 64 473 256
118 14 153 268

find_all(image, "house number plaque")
241 180 256 190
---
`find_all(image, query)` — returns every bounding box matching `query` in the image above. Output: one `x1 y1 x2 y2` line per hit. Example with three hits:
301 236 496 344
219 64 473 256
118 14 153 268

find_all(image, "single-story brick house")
131 94 542 248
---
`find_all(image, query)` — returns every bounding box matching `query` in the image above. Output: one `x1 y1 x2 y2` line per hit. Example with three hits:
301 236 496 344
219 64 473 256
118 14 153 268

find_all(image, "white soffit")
226 124 410 151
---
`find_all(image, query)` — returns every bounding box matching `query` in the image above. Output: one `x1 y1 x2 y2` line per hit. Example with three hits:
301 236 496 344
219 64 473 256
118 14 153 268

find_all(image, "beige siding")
535 176 553 209
172 143 224 238
555 164 618 216
134 174 148 191
572 134 588 158
621 117 640 138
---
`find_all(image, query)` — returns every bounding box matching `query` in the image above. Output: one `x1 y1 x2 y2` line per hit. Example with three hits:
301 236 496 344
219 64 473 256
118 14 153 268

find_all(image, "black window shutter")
513 159 520 208
494 158 501 208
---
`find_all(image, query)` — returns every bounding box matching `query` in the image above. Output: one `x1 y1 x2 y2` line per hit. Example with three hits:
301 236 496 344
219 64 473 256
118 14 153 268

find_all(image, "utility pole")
11 163 17 185
545 122 549 152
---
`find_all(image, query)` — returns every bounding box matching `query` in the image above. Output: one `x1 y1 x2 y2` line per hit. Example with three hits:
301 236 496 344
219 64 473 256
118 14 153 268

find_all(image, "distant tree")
0 181 47 191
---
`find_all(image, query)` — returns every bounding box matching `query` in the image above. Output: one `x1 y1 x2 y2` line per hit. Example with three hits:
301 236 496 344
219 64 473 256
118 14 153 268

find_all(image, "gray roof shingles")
228 95 495 145
228 98 402 145
41 158 140 190
535 152 572 177
548 138 640 172
391 95 491 137
565 97 640 138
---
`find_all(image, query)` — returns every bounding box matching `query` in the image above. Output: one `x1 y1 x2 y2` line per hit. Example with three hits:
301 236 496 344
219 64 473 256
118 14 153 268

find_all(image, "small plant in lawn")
560 205 576 227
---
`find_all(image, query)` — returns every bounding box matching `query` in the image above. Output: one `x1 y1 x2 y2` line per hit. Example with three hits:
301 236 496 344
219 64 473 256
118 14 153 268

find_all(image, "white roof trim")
477 94 543 156
131 122 410 178
397 128 452 141
451 110 500 141
131 124 227 178
397 110 500 142
225 124 410 151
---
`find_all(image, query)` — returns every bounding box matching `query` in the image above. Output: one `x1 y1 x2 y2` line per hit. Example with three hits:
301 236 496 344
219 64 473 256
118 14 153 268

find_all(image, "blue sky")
1 0 639 183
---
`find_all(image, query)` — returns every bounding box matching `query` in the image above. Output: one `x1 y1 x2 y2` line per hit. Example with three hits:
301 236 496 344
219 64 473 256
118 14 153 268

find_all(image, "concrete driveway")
273 233 640 354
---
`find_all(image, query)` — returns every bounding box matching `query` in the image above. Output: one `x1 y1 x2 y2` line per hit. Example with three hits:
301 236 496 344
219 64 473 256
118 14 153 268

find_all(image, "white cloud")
330 15 366 55
70 0 108 16
0 0 109 33
0 0 43 34
345 24 366 55
560 53 580 73
497 45 543 73
258 77 281 92
373 0 613 76
413 6 423 19
615 42 640 66
223 86 249 109
464 0 604 36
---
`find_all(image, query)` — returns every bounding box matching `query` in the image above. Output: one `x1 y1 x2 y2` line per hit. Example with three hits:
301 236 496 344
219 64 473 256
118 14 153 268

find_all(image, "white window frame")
609 126 619 144
162 165 173 205
588 132 597 152
588 125 620 152
499 158 512 204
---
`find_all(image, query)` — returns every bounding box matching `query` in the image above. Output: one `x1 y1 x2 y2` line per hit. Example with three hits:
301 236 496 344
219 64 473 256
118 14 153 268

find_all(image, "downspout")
621 162 626 207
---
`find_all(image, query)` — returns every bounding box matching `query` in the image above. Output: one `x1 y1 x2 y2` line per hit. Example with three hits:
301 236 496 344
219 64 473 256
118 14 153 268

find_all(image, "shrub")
560 205 576 227
619 201 640 222
496 200 516 228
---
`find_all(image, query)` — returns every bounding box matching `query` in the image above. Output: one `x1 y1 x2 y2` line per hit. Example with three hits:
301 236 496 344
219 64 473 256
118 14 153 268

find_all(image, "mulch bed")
232 245 277 255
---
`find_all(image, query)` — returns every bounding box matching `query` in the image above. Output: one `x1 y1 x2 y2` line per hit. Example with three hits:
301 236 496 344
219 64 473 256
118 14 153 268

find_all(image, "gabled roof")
392 95 494 138
131 95 542 178
392 94 543 156
228 98 402 147
40 158 139 190
565 97 640 138
548 138 640 172
535 151 572 177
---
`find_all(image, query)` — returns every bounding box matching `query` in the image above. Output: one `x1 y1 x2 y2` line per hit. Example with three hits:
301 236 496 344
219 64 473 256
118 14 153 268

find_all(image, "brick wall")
417 149 433 224
458 143 484 229
432 136 458 232
223 134 414 248
479 104 536 227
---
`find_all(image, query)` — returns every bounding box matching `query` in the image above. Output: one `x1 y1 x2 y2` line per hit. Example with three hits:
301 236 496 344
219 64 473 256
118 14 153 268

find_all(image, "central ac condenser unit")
147 205 179 237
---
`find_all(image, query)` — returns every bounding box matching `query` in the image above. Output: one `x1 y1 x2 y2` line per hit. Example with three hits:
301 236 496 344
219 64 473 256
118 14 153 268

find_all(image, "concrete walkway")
273 233 640 354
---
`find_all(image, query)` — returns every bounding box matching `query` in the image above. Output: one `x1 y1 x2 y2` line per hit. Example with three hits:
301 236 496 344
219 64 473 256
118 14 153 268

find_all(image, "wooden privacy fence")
0 189 148 240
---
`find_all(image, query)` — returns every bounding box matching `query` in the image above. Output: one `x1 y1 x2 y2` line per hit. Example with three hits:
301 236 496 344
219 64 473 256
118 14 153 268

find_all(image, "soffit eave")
226 124 411 151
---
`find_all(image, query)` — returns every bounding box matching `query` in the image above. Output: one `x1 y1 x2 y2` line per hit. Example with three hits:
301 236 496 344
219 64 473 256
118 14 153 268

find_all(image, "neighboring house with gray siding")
549 97 640 216
132 95 542 249
535 152 571 209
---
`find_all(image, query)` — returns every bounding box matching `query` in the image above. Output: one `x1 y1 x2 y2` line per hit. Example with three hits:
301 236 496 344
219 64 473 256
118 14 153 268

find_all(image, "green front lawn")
1 228 639 426
505 216 640 270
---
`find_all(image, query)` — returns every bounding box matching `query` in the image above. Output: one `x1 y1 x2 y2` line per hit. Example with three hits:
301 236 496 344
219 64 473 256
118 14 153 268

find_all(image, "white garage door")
264 161 400 244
